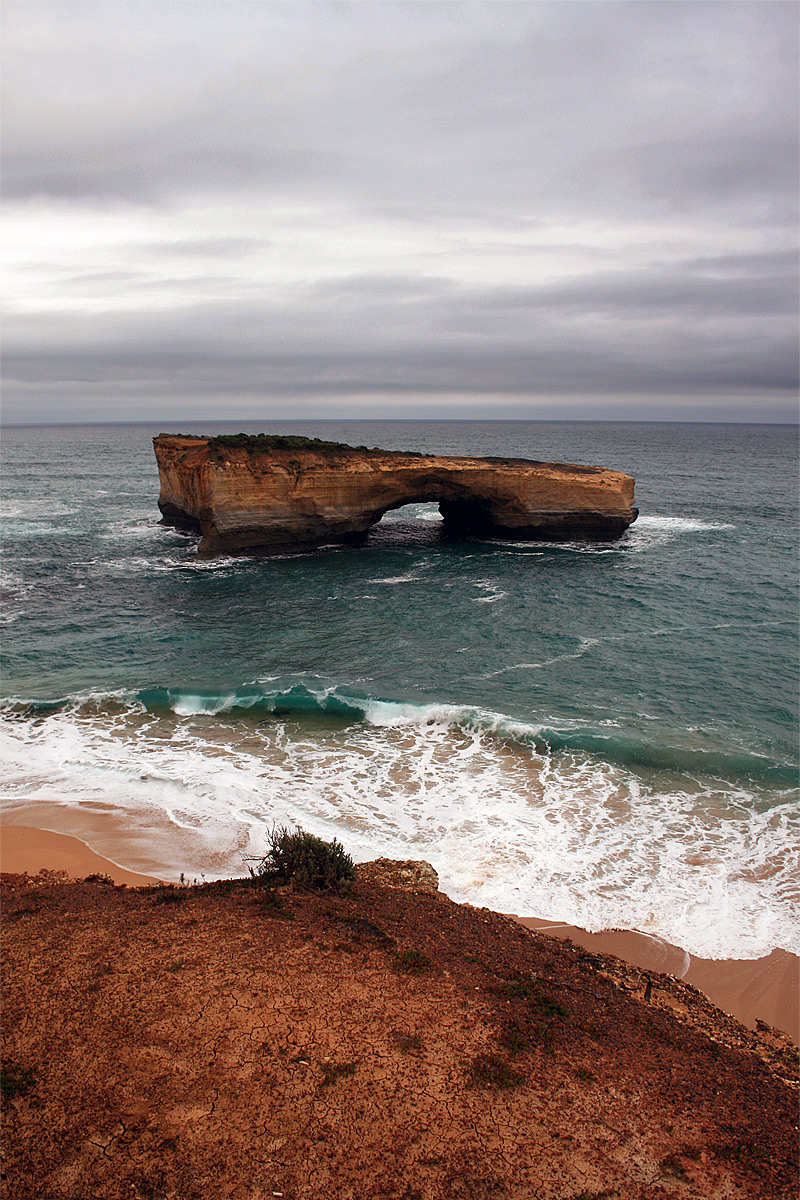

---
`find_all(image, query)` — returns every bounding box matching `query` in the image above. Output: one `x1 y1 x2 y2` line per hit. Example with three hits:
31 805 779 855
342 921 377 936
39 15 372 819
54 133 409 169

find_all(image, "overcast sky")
2 0 798 424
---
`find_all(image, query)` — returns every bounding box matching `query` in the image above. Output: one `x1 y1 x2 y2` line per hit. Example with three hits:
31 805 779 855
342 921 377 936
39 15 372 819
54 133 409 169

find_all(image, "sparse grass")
773 1042 800 1070
198 879 237 897
579 1022 604 1041
1 1063 37 1101
392 1031 424 1054
660 1152 688 1180
394 948 432 974
642 1018 675 1047
152 887 184 905
169 957 184 972
567 1191 617 1200
500 973 569 1021
713 1138 768 1177
499 1021 530 1057
254 890 293 919
575 1066 595 1083
467 1052 523 1090
319 1060 358 1086
339 915 392 943
248 826 355 893
499 973 569 1049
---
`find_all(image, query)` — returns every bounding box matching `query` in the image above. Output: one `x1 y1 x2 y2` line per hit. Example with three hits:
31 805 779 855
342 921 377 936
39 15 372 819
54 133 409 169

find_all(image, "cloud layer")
2 1 798 422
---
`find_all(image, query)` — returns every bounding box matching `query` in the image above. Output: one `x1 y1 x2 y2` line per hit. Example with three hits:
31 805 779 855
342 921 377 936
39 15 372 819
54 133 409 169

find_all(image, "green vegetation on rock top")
208 433 365 454
161 433 423 457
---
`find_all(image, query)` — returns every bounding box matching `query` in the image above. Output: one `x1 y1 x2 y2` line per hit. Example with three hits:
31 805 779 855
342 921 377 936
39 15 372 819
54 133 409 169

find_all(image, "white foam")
98 519 163 541
484 639 599 676
484 515 735 557
473 581 508 604
171 692 239 717
369 572 423 585
0 499 80 520
634 515 735 533
379 502 442 525
0 699 796 960
0 568 36 624
621 514 736 553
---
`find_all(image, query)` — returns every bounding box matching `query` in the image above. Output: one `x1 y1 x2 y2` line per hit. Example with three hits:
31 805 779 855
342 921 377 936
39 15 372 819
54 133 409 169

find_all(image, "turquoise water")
1 420 797 957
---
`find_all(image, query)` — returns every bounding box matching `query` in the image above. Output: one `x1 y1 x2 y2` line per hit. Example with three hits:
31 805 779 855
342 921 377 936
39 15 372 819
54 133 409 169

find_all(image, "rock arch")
154 434 638 555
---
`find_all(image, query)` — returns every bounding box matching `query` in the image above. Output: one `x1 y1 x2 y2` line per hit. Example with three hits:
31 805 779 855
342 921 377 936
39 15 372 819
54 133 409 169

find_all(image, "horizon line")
2 416 799 430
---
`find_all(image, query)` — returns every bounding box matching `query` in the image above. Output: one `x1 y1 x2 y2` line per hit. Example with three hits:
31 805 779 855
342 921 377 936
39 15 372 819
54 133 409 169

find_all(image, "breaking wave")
2 680 797 961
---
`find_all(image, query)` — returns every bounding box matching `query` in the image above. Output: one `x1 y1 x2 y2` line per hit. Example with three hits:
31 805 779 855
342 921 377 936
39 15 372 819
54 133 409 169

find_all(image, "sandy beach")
2 816 797 1046
0 825 161 888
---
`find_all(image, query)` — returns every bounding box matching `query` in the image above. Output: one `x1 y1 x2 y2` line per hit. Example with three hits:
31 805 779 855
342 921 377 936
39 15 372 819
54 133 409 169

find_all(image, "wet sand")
2 817 797 1045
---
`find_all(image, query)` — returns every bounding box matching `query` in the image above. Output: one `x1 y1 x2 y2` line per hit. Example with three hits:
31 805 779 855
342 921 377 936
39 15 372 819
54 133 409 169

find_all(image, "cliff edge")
2 866 797 1199
153 433 638 554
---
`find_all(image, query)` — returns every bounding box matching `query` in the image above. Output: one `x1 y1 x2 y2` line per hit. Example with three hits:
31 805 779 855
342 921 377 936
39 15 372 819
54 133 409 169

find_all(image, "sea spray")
1 682 796 959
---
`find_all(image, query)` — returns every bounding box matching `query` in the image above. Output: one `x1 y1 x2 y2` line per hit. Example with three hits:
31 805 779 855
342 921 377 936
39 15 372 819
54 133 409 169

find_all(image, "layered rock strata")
154 434 638 555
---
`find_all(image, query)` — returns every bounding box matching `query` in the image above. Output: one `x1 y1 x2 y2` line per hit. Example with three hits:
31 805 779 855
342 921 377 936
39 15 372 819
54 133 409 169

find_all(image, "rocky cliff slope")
153 434 638 554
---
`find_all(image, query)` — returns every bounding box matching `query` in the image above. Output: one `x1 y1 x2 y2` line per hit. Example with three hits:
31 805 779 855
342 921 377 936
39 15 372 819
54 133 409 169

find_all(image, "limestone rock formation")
154 433 638 554
357 858 440 895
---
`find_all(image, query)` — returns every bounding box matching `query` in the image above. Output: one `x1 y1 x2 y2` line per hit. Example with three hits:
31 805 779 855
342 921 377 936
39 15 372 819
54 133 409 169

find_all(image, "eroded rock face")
357 858 440 895
154 434 638 554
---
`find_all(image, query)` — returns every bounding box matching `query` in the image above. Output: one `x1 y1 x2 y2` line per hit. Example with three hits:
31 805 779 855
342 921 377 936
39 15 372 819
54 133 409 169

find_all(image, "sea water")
1 419 797 959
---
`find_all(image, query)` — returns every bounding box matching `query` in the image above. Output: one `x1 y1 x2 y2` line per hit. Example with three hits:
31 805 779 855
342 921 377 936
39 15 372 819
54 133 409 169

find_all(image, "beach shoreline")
2 815 797 1046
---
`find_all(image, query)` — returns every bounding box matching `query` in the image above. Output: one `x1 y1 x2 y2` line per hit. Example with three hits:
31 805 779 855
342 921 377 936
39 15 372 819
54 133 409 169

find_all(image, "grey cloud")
464 267 799 318
632 135 799 218
2 1 797 423
146 238 269 257
307 275 456 302
4 272 796 406
289 254 800 322
5 339 797 404
3 1 797 226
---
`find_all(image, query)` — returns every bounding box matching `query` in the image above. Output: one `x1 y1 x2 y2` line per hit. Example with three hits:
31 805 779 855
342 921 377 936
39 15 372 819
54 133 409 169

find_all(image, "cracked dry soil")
2 864 798 1200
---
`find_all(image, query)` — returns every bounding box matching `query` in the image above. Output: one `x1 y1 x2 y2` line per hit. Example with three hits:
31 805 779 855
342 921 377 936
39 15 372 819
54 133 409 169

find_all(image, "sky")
2 0 798 424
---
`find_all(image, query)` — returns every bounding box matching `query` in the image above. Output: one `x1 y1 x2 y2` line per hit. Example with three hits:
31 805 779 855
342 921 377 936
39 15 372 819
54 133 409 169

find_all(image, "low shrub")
206 433 356 456
152 887 184 905
499 1020 530 1057
500 974 569 1021
254 890 294 919
467 1052 523 1090
202 433 423 459
319 1060 358 1086
1 1063 37 1101
392 1031 424 1054
250 825 355 892
394 948 432 974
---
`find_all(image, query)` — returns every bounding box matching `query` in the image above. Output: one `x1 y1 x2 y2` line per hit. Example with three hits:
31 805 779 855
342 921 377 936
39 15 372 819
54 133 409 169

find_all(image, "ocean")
1 419 797 960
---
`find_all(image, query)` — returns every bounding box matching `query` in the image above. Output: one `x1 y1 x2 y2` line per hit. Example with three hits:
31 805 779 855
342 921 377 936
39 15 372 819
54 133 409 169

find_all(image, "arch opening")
364 474 501 537
375 500 443 528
